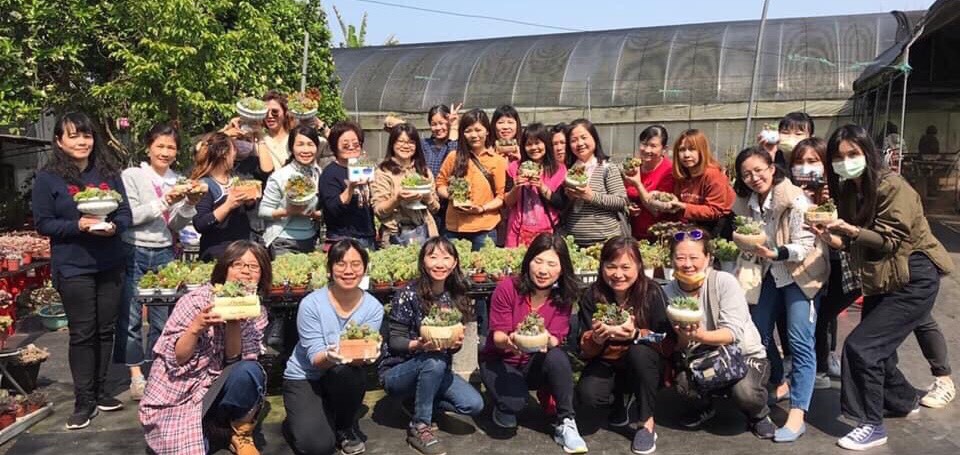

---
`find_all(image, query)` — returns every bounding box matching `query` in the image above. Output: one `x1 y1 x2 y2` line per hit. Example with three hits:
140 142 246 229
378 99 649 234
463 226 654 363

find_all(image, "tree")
0 0 346 157
332 5 367 48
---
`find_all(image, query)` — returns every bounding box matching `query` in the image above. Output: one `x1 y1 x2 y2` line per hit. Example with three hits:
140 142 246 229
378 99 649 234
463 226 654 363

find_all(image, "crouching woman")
140 240 271 455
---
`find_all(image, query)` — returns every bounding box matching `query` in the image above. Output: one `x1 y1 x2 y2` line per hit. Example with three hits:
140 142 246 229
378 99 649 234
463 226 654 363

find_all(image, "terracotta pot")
290 285 308 295
372 281 392 290
471 273 487 284
5 258 18 271
269 286 285 296
339 339 380 361
0 412 14 429
14 403 26 418
393 280 410 288
21 253 32 265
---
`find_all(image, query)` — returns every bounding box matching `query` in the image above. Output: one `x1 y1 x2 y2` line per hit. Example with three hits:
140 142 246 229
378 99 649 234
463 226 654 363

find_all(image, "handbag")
685 270 748 392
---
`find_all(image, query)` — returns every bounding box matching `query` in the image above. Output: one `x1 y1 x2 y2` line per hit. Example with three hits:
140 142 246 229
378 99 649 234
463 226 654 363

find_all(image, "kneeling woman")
480 233 587 454
140 240 271 455
576 236 674 455
663 229 777 439
380 237 484 454
283 239 384 455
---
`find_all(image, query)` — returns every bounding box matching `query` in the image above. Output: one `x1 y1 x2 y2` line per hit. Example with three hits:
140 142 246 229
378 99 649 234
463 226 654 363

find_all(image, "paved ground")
4 221 960 454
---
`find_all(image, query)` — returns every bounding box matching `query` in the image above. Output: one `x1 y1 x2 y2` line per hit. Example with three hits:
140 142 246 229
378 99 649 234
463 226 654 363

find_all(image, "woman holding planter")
283 239 384 455
379 237 484 455
319 121 377 251
192 132 261 261
503 123 566 247
117 123 201 401
491 105 523 162
731 147 829 442
669 129 735 235
258 124 324 257
436 109 507 251
479 233 587 454
622 125 676 240
140 240 271 455
556 118 628 247
663 228 776 439
810 125 953 451
372 124 440 247
576 236 674 454
32 112 132 429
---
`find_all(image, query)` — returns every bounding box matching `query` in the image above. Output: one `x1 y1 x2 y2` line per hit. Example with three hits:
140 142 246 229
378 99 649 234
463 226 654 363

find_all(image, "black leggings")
283 365 367 455
576 344 662 423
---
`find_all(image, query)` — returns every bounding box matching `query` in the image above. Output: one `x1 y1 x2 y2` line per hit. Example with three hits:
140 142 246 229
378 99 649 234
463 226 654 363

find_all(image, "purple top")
481 277 572 367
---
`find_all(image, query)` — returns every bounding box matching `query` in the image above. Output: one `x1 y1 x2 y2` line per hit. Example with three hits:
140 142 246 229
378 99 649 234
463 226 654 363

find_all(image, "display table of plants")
0 344 53 444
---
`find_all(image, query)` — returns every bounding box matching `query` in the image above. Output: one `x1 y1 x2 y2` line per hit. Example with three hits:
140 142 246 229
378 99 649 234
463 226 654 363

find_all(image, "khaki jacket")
371 167 439 246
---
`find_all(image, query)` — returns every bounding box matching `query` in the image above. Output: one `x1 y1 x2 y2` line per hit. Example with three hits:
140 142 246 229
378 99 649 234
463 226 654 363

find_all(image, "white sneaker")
554 417 588 454
814 372 832 390
920 377 955 409
828 352 842 378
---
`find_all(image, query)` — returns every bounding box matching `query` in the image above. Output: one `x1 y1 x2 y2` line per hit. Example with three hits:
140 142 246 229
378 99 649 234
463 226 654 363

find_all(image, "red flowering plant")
72 182 122 202
67 185 80 196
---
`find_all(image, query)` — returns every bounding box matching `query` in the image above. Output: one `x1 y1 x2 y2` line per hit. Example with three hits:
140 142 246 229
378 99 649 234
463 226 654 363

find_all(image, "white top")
120 163 196 248
746 188 815 289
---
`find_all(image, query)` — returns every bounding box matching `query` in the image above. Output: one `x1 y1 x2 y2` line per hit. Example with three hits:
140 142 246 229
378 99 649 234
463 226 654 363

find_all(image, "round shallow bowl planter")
287 194 317 207
514 332 549 354
804 210 838 225
420 323 464 350
732 231 768 252
76 198 119 218
666 306 704 325
338 339 380 361
37 304 67 331
291 109 317 120
236 102 268 121
564 177 588 188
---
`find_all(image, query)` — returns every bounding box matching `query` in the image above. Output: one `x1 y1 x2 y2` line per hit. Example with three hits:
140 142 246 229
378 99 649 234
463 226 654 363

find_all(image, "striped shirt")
561 162 628 245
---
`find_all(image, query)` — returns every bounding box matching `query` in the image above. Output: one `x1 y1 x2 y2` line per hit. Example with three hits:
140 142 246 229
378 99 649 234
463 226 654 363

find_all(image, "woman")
812 125 953 451
32 112 132 429
732 147 829 442
380 237 484 455
503 123 566 247
551 123 567 165
258 124 323 256
576 237 673 455
669 129 735 234
480 234 587 454
192 132 259 261
422 104 461 236
663 228 776 439
140 240 271 455
558 118 628 246
492 105 522 162
260 89 293 170
759 111 815 170
371 124 440 247
436 109 507 251
117 123 200 401
622 125 676 240
283 239 384 455
318 121 377 250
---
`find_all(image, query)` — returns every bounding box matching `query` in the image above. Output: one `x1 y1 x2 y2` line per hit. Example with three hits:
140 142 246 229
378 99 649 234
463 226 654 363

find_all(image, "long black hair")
520 122 559 177
452 109 495 178
732 146 786 198
283 124 321 166
380 123 428 177
588 236 659 327
565 118 608 168
491 105 522 141
515 233 579 308
414 237 473 321
825 124 885 227
43 112 121 185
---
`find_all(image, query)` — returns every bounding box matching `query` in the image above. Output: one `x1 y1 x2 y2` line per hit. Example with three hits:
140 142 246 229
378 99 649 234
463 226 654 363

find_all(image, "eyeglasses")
673 229 704 242
230 261 261 272
395 139 416 146
266 109 283 117
333 261 365 271
742 166 771 181
339 142 362 151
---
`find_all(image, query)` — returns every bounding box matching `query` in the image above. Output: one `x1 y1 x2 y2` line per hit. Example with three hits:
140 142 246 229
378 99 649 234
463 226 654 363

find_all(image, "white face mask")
791 163 824 181
832 156 867 180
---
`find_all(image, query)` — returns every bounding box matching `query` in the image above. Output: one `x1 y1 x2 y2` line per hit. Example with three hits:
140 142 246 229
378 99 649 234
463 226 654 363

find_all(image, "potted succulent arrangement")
367 264 393 290
347 156 376 183
805 198 838 225
211 282 261 320
647 191 679 212
231 178 263 200
5 344 49 393
0 397 15 430
419 306 465 350
513 313 549 354
284 174 317 207
172 177 208 196
565 163 589 188
666 296 703 326
759 123 780 145
592 303 631 331
139 271 160 296
731 216 767 251
184 263 213 291
288 91 319 120
338 321 382 361
25 391 48 414
400 174 432 210
638 241 669 279
495 138 518 158
448 177 472 209
469 255 487 284
621 157 643 177
236 96 268 120
156 266 182 296
28 283 60 317
710 238 740 273
519 161 542 179
69 183 123 231
36 304 67 332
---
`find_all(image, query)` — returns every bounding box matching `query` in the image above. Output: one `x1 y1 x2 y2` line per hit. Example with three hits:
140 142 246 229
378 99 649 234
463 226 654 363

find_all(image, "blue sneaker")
492 407 517 429
553 417 588 454
631 427 657 454
837 424 888 451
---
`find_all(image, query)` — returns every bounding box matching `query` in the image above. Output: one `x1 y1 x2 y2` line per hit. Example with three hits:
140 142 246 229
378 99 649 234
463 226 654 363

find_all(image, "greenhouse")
332 11 919 161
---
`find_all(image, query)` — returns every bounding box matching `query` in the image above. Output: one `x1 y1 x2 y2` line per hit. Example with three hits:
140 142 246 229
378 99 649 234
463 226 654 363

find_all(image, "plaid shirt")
140 285 268 455
839 250 861 294
421 137 458 178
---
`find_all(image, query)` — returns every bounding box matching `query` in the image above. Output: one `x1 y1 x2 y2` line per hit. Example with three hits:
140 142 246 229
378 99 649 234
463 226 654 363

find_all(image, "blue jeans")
750 272 819 411
382 352 485 425
203 360 266 452
445 229 497 252
115 244 175 366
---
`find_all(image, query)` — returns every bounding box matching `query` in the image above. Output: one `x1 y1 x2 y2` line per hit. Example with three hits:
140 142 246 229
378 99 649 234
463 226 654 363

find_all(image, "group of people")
28 89 954 455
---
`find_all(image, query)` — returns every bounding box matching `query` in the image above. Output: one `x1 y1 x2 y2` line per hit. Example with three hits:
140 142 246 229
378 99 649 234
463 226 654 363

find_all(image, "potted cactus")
731 216 767 251
338 322 382 361
211 282 261 320
804 198 838 225
565 163 589 188
710 238 739 273
667 296 703 325
448 177 472 208
513 313 549 353
621 157 643 177
419 306 465 350
592 303 631 330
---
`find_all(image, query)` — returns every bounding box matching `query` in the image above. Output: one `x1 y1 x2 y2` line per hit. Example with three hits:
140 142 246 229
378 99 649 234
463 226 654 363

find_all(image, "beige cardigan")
371 166 440 247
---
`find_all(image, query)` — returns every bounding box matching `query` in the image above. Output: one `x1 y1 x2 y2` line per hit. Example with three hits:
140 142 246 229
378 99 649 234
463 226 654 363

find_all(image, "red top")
676 165 735 223
481 277 572 367
625 158 676 239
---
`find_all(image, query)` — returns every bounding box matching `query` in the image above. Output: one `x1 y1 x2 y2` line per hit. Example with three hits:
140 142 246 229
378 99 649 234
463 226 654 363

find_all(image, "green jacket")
840 171 953 296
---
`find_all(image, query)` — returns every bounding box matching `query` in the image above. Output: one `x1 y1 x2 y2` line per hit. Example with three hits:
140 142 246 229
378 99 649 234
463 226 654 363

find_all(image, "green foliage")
1 0 346 158
637 240 669 269
421 306 463 327
592 303 630 325
284 175 316 201
401 174 431 188
669 296 700 311
709 238 740 262
734 216 764 235
272 253 313 286
340 321 381 341
449 177 471 203
213 281 253 297
517 313 546 336
332 5 366 48
809 198 836 213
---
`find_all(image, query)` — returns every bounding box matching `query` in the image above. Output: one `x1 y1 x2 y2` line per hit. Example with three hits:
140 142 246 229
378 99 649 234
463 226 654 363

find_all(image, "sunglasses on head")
673 229 704 242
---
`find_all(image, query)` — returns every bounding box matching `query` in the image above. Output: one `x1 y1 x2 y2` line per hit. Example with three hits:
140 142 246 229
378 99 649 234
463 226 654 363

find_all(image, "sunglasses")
673 229 704 242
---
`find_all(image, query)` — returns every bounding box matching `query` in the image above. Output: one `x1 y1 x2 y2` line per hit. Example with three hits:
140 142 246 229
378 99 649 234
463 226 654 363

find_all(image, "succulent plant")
651 191 677 203
516 313 546 336
566 163 589 185
421 306 463 327
237 97 266 111
519 160 541 178
734 216 765 235
710 238 740 262
213 281 255 297
449 177 471 203
284 175 317 201
669 296 700 311
340 321 382 341
401 174 431 188
592 303 630 325
808 198 837 213
622 157 643 173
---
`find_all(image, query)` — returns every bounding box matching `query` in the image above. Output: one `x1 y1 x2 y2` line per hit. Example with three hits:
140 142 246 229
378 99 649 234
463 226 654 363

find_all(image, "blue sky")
324 0 936 46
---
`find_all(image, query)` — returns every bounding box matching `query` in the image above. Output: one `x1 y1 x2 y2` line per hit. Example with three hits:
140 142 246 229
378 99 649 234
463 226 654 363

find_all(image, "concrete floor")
4 221 960 455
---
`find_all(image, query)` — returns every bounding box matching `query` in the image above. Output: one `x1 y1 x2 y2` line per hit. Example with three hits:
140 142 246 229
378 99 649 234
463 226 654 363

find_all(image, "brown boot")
230 421 260 455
